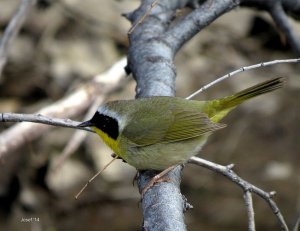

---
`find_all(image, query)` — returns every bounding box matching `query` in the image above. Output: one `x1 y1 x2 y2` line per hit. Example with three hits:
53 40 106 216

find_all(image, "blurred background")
1 0 300 230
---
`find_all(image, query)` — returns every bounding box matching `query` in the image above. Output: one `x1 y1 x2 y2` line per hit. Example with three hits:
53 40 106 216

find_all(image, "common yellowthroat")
78 77 284 170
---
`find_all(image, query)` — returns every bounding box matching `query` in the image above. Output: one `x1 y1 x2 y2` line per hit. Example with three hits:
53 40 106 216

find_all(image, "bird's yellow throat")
92 126 119 154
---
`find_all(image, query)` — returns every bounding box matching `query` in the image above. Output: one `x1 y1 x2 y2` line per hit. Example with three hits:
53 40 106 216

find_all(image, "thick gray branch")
126 0 188 97
138 167 187 231
165 0 240 53
126 1 193 230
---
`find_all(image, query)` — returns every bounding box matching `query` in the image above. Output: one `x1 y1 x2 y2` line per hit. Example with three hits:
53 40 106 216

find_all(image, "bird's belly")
124 137 208 170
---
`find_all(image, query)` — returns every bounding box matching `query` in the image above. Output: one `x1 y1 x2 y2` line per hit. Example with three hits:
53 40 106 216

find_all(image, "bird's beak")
77 120 94 127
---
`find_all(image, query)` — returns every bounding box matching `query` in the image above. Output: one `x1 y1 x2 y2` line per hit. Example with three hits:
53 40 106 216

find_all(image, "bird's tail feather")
204 77 285 122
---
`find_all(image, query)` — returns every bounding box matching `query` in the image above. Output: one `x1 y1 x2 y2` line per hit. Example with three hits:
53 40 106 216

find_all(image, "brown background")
0 0 300 230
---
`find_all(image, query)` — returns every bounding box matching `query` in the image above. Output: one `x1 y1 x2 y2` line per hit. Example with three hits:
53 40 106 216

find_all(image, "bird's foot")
141 165 177 199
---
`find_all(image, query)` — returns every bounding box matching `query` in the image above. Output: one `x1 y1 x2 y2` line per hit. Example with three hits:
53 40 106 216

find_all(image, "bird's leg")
133 171 139 186
141 165 177 198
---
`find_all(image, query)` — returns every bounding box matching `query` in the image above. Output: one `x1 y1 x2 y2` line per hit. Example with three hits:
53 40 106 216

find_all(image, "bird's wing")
122 108 226 147
163 110 226 142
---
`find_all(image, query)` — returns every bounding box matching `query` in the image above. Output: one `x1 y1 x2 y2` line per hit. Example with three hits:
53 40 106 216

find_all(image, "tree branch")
243 190 255 231
269 2 300 55
0 0 36 80
165 0 240 53
240 0 300 55
0 113 93 132
126 0 187 98
138 166 187 231
126 1 192 230
186 58 300 100
188 157 289 231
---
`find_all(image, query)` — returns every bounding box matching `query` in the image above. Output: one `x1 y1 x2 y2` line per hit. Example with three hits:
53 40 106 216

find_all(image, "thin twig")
75 156 118 199
244 190 256 231
292 212 300 231
128 0 159 35
0 112 94 133
188 156 289 231
0 0 36 80
186 58 300 100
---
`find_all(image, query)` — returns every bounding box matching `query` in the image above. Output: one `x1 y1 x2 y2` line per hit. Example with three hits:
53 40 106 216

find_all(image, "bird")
78 77 284 171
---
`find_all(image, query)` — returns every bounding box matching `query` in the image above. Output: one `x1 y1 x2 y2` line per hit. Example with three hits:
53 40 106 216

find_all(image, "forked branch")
188 157 289 231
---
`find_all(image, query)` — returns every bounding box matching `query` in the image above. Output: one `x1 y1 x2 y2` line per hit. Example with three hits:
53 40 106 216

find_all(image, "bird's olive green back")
116 98 226 146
